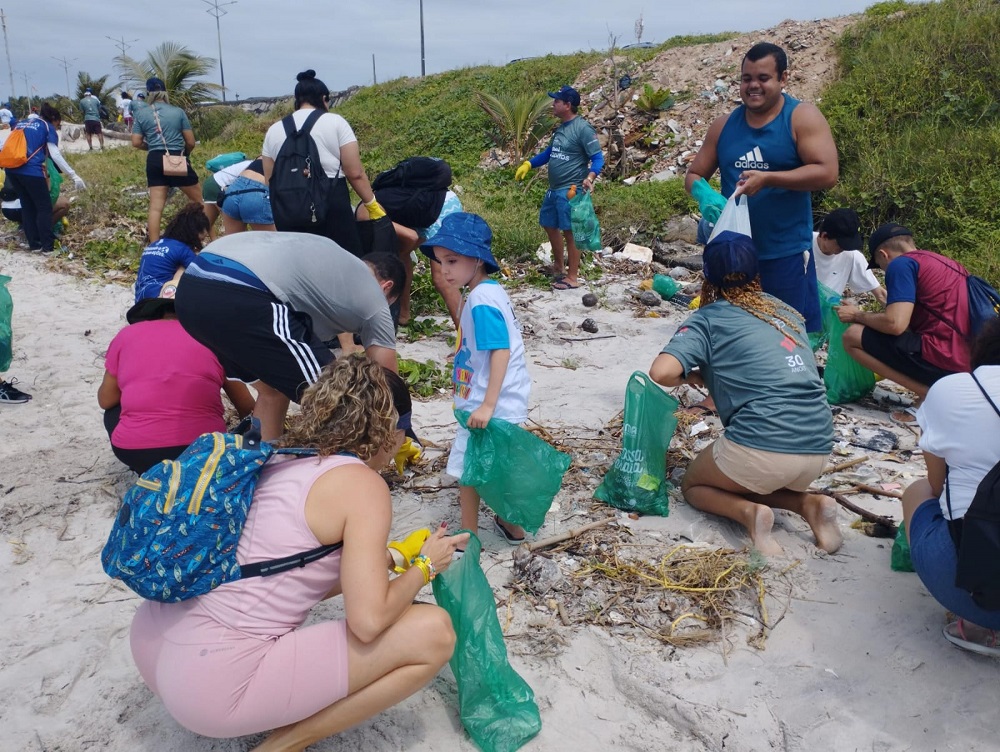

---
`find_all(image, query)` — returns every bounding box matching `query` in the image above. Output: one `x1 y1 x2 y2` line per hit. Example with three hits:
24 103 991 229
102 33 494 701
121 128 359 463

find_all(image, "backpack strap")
947 372 1000 522
240 540 344 578
281 109 324 138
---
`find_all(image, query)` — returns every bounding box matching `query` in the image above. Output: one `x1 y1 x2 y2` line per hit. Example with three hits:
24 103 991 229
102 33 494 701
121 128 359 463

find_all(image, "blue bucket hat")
548 85 581 108
703 230 759 288
420 212 499 273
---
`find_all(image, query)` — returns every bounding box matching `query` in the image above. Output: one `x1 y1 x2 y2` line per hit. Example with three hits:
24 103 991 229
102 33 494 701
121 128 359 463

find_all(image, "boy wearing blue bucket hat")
421 212 532 544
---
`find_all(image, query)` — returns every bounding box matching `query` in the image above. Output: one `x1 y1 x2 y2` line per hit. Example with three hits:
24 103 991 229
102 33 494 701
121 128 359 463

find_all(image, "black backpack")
371 157 451 228
372 156 452 193
99 103 110 120
270 110 331 229
947 372 1000 611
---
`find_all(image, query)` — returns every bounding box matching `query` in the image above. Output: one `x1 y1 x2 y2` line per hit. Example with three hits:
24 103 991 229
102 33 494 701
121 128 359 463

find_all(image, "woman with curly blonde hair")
649 231 841 557
128 356 468 751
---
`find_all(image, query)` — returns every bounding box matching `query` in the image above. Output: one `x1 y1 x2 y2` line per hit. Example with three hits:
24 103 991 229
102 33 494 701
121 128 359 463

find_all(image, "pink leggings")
130 601 350 738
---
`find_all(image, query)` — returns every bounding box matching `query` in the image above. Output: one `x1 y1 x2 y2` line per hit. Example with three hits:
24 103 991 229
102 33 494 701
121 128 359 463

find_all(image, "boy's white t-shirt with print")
812 232 881 296
452 280 531 422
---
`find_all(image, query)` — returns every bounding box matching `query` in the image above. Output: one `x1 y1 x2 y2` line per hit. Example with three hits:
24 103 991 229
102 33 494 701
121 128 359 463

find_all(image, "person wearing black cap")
97 281 254 474
131 77 202 243
812 207 886 305
650 231 840 557
514 84 604 291
836 222 971 408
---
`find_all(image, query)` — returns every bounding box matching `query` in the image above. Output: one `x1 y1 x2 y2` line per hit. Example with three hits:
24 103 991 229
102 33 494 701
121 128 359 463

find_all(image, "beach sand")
2 246 997 752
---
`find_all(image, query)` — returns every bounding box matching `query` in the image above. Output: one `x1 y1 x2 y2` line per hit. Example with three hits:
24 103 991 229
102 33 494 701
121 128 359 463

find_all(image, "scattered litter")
848 427 899 453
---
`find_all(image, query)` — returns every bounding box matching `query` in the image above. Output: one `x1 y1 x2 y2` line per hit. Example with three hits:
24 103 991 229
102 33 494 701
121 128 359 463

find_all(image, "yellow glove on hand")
365 197 387 221
387 528 432 574
514 160 532 181
393 437 422 474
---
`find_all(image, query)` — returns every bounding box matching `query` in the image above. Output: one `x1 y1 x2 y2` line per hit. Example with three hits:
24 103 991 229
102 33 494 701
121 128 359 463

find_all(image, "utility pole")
52 56 76 100
106 34 138 59
1 8 15 104
372 54 377 85
202 0 236 102
419 0 426 77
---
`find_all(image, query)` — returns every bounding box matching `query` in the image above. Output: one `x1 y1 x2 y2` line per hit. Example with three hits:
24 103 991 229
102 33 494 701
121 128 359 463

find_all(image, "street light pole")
202 0 236 102
419 0 425 77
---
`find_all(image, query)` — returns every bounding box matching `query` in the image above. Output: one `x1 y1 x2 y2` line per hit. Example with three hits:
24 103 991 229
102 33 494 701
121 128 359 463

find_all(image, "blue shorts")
222 176 273 226
909 498 1000 629
539 188 572 232
758 251 822 333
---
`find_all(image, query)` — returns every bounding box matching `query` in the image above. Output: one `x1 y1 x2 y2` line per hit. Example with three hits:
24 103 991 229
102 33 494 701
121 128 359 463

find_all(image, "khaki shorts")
711 435 827 495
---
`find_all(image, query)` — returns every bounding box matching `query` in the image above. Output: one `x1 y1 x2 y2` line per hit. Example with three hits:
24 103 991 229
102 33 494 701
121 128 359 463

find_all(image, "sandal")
943 618 1000 657
551 278 580 290
493 514 526 545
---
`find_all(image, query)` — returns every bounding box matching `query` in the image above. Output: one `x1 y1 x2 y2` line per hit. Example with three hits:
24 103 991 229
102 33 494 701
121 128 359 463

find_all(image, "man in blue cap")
515 84 604 290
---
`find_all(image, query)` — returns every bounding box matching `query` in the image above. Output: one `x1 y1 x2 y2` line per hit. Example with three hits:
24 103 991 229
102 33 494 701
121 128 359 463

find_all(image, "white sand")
2 246 997 752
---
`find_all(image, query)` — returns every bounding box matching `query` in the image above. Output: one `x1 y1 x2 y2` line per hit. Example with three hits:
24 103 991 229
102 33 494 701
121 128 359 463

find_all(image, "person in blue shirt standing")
515 85 604 291
686 43 838 334
5 104 63 252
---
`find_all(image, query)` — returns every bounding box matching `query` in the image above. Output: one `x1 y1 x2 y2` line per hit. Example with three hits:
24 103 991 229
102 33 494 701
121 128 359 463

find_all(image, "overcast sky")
5 0 881 102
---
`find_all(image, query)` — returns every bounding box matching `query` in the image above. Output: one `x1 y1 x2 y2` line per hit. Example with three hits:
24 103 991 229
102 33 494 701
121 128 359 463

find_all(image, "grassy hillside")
820 0 1000 280
59 2 1000 291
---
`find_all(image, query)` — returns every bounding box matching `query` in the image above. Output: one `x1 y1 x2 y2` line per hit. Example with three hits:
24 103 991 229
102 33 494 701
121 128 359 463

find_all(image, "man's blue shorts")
539 188 572 232
909 498 1000 629
759 250 822 333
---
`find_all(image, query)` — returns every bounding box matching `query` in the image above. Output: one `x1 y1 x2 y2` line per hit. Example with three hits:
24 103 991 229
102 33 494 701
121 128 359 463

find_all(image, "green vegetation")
820 0 1000 281
634 84 675 113
397 358 452 398
52 7 1000 292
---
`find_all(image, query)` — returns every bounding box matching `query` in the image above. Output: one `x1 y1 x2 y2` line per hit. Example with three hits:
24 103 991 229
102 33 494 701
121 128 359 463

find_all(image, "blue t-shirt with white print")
453 279 531 421
135 238 197 302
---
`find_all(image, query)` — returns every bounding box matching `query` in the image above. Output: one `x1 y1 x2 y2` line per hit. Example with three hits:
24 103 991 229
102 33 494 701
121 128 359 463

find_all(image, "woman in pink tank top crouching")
128 356 468 751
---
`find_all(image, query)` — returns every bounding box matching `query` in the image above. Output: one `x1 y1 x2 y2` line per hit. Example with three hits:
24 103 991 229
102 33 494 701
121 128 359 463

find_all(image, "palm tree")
115 42 221 113
476 91 556 163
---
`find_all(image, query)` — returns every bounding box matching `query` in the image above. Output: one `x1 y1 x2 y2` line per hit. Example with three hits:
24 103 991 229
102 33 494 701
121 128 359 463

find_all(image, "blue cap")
146 77 166 92
703 231 758 288
548 85 581 107
420 212 499 273
84 88 92 94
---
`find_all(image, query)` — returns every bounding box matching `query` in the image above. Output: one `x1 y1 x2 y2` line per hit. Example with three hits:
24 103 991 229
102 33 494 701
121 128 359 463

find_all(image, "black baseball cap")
867 222 912 268
819 208 862 251
547 85 581 108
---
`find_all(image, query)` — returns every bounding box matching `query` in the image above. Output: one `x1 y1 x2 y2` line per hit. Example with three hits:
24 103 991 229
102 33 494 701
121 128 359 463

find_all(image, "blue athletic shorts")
909 498 1000 629
759 250 822 333
539 188 572 232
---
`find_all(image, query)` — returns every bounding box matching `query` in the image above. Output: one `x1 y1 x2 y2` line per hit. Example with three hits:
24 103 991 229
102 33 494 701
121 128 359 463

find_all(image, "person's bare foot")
747 504 782 556
802 494 843 553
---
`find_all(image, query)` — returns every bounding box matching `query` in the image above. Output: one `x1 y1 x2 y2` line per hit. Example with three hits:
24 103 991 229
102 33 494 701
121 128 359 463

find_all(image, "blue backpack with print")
101 421 341 602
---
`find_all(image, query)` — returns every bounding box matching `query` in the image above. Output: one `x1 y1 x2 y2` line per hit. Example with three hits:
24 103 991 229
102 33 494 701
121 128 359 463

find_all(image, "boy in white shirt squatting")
420 213 533 544
813 207 887 305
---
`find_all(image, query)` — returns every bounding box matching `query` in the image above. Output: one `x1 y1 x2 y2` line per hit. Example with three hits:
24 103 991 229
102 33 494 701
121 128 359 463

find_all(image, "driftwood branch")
854 482 904 499
821 455 870 475
527 517 617 552
814 487 898 534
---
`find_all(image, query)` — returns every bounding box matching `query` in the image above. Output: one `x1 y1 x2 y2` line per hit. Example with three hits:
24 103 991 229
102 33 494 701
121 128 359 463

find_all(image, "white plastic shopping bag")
708 194 752 242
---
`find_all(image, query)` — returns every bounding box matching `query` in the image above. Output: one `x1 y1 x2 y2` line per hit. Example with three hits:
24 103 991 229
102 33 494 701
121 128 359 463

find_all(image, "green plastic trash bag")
432 533 541 752
891 524 914 572
455 410 571 534
569 191 602 251
821 283 876 404
0 275 12 373
594 371 679 516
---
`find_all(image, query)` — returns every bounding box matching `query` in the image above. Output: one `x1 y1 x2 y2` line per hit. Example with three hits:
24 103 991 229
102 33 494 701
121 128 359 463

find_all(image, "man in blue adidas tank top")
686 43 838 334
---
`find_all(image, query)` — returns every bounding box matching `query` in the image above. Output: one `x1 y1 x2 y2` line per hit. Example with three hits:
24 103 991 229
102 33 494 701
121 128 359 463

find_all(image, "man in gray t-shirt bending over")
175 232 404 439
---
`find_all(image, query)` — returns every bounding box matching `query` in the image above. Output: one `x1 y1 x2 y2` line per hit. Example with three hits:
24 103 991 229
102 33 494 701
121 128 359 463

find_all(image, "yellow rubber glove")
393 437 422 474
514 160 532 181
365 197 387 221
387 528 432 574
